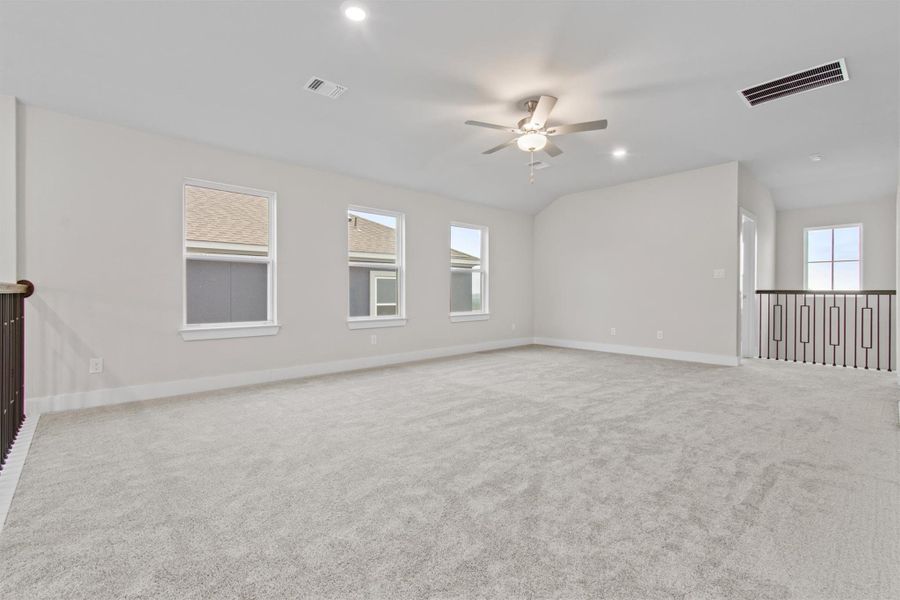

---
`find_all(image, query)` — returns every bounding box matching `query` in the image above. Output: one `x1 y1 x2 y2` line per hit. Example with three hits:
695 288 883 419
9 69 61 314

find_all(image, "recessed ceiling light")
612 148 628 158
342 2 367 21
809 153 824 162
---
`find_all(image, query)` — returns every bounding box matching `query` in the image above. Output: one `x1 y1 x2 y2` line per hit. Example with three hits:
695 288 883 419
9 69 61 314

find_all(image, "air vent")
740 59 848 107
304 76 347 99
527 160 550 170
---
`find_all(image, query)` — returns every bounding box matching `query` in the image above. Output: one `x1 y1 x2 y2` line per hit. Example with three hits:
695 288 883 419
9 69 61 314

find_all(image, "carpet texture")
0 346 898 599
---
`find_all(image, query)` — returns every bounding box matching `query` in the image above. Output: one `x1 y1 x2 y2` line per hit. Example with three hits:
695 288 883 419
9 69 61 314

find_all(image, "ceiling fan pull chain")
529 150 535 184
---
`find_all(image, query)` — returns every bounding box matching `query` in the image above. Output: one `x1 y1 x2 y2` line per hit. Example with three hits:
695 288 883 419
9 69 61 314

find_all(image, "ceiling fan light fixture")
341 2 367 21
517 132 547 152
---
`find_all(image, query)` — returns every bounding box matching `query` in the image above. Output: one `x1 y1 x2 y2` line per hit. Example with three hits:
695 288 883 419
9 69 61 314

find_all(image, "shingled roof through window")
348 214 397 256
185 185 269 247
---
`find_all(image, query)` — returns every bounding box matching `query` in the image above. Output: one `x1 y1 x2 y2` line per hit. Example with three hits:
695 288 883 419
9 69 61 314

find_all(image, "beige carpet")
0 345 898 599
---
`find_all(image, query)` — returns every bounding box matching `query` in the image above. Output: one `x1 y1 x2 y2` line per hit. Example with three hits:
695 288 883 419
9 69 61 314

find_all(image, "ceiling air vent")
740 59 848 107
304 76 347 99
527 160 550 171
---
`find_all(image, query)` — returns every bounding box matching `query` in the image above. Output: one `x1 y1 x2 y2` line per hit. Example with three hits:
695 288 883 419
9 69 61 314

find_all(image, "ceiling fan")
465 95 608 182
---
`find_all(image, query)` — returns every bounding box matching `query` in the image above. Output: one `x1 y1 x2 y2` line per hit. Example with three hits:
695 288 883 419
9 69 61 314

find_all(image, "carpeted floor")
0 345 898 599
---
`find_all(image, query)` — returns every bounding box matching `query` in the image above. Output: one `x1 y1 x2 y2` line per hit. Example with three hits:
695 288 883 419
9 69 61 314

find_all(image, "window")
181 180 277 340
804 225 861 290
347 207 405 328
450 223 488 321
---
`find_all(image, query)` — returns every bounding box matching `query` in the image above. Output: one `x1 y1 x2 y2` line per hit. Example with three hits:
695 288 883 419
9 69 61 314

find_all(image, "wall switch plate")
713 268 726 279
610 327 616 336
89 357 103 374
511 322 517 331
656 330 664 340
370 334 377 345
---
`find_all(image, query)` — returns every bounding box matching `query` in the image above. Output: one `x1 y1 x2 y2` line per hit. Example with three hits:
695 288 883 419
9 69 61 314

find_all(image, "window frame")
802 223 863 291
347 205 406 329
449 221 490 322
180 178 278 341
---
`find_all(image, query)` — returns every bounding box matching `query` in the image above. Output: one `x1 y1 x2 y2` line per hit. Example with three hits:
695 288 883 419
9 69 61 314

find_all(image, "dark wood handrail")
756 289 896 295
0 280 34 297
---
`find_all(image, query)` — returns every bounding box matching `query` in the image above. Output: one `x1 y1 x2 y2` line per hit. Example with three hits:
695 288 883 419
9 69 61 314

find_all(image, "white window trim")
347 205 406 329
347 317 408 330
180 322 281 341
450 313 490 323
181 178 278 341
450 221 489 320
802 223 863 291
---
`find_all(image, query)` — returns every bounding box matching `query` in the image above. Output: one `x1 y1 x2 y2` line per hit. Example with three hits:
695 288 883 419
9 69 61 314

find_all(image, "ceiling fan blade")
482 139 516 154
528 95 558 129
547 119 608 135
465 120 521 133
543 139 563 157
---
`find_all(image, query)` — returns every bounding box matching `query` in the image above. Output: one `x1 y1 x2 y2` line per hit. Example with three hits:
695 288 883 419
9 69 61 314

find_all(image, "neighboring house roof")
451 248 478 262
186 194 478 264
185 185 268 247
348 214 396 256
347 215 479 264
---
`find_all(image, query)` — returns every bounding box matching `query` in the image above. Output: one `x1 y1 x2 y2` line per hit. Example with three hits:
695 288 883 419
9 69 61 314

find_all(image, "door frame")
740 208 758 360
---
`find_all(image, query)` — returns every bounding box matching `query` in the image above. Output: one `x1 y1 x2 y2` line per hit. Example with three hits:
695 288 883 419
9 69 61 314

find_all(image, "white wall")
18 106 533 405
533 162 740 363
0 96 15 283
776 198 897 289
738 165 775 289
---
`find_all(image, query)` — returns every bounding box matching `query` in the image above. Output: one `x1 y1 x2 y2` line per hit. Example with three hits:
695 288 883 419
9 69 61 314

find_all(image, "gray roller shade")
186 259 268 324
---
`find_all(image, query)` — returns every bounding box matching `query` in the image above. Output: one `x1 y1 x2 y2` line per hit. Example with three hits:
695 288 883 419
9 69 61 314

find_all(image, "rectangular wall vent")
304 76 347 99
740 59 848 107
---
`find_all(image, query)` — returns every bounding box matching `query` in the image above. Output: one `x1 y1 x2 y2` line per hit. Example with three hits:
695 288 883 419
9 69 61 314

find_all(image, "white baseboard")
28 337 533 414
0 414 40 534
533 337 740 366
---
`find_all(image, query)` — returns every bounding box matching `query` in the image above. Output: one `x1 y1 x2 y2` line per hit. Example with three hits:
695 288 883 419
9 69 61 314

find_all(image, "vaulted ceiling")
1 1 897 212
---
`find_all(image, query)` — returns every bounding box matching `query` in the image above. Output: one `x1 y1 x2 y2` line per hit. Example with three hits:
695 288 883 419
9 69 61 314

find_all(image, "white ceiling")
1 1 897 213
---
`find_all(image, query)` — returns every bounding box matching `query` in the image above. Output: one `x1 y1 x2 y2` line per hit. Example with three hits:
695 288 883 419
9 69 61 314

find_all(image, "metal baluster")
803 295 807 363
758 292 762 359
16 294 23 430
865 294 870 370
756 292 762 358
828 294 832 366
877 294 881 371
1 295 6 466
842 294 847 367
812 293 816 365
775 294 780 361
793 293 797 362
783 293 788 362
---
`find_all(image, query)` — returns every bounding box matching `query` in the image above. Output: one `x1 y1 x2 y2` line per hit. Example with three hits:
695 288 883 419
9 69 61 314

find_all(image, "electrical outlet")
89 357 103 374
370 334 377 345
511 322 517 331
610 327 616 336
657 330 664 340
